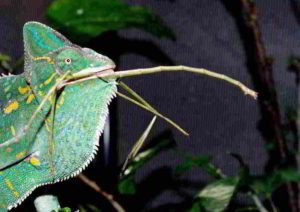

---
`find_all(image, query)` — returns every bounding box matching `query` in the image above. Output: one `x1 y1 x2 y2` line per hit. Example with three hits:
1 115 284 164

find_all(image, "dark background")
0 0 298 211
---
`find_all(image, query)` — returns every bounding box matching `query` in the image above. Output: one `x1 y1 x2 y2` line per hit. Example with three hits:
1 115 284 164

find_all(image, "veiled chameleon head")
23 22 115 85
56 47 115 76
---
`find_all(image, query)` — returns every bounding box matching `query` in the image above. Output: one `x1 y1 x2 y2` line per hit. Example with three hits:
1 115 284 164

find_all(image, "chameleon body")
0 22 117 211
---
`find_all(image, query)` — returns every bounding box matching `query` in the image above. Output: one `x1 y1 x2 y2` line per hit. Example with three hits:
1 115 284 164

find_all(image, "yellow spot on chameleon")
44 73 56 85
57 95 65 109
48 94 55 104
30 157 41 166
26 94 35 104
59 95 65 105
32 56 54 64
16 151 25 159
4 179 20 197
4 179 14 190
13 191 20 197
10 126 16 136
18 86 30 94
38 91 45 97
4 100 19 114
45 119 51 132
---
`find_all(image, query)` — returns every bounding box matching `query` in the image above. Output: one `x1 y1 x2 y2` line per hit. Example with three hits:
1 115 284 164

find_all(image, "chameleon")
0 22 117 211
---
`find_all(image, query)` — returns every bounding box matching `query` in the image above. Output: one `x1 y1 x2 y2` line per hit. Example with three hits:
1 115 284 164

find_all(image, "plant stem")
78 174 125 212
228 0 298 211
249 193 269 212
267 196 278 212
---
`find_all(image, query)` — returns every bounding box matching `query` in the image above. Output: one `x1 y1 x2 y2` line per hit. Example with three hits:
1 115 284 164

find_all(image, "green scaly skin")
0 22 117 211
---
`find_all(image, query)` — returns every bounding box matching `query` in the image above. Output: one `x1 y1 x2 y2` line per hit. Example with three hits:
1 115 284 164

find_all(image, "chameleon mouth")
59 65 116 89
72 64 116 79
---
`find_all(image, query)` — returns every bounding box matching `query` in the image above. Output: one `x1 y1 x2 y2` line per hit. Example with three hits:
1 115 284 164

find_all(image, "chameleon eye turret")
55 47 115 76
64 58 72 64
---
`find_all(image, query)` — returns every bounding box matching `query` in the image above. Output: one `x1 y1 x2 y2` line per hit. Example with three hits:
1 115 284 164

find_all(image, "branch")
229 0 297 211
78 174 126 212
249 193 269 212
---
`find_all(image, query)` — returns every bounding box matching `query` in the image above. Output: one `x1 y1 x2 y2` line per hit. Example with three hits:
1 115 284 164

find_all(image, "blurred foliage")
57 208 72 212
174 155 224 179
0 53 12 73
249 168 300 196
47 0 175 42
189 177 239 212
118 138 175 195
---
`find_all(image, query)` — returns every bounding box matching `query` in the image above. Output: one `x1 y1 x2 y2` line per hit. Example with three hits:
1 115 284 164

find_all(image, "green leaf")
174 155 224 179
227 152 250 189
57 208 72 212
0 53 10 62
47 0 174 41
249 168 300 195
0 53 12 72
189 202 205 212
118 138 175 194
190 177 239 212
118 175 136 194
122 138 174 177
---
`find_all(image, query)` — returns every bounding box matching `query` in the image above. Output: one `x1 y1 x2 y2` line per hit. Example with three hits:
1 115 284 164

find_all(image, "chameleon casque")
0 22 117 211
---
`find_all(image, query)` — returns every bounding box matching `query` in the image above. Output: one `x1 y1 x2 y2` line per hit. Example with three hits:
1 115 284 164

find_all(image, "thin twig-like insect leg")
121 116 157 173
117 83 189 136
47 91 58 175
118 82 154 111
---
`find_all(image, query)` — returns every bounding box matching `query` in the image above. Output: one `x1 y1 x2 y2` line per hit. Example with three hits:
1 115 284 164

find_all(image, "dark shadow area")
221 0 298 210
290 0 300 27
87 32 174 67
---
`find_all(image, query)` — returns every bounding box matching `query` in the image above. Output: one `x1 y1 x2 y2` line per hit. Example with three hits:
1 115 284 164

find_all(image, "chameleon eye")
64 58 72 65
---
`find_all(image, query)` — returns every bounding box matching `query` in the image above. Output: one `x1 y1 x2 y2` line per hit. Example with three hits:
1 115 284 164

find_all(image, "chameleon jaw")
71 65 116 79
57 65 115 89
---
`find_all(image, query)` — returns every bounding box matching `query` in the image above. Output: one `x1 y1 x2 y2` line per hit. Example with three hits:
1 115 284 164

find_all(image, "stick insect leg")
121 116 157 173
117 82 189 136
46 90 58 175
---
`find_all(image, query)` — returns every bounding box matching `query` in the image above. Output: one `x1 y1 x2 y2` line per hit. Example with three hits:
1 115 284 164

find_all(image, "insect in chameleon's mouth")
73 64 116 78
58 65 116 89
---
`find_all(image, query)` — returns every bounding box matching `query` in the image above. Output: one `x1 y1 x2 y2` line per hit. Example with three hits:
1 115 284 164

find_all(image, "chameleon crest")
0 22 117 211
